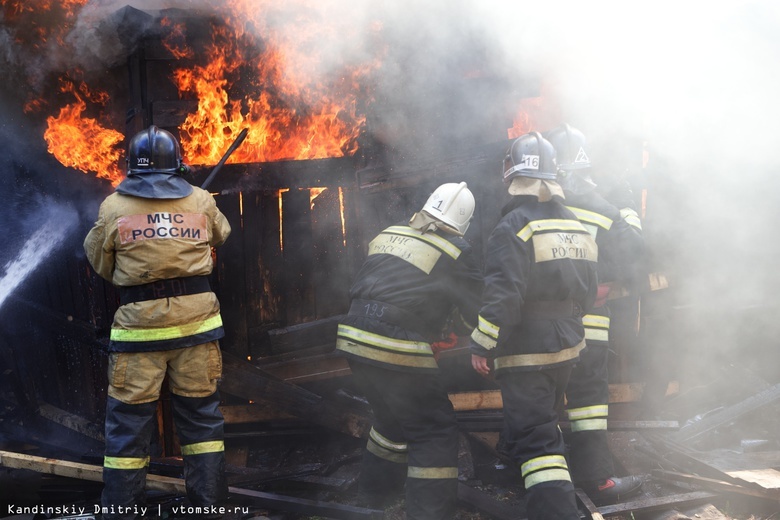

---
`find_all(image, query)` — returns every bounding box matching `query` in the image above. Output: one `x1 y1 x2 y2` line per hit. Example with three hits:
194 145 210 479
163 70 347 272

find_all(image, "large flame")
43 79 124 186
167 8 372 166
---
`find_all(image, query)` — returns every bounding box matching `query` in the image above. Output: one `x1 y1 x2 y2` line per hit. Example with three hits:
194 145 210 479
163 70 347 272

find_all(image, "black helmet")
544 124 596 193
544 123 591 172
126 125 184 176
502 131 557 183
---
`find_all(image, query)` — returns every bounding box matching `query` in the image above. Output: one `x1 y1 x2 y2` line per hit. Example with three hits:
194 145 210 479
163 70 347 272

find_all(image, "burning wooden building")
1 2 779 519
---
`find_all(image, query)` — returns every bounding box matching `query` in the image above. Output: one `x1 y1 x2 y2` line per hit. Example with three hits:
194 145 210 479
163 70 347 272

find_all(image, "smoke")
1 0 779 389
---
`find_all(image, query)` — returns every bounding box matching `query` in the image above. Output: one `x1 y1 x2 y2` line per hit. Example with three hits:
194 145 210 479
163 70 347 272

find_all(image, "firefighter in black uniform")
470 132 598 520
336 182 482 520
545 124 645 501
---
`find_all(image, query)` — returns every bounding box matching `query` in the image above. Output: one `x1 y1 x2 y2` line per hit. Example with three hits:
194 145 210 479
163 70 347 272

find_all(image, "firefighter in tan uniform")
545 124 645 502
84 126 231 518
336 182 482 520
470 132 598 520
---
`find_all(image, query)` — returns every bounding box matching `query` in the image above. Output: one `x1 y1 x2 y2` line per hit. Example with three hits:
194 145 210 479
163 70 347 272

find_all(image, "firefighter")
544 124 645 502
470 132 598 520
336 182 482 520
84 126 231 519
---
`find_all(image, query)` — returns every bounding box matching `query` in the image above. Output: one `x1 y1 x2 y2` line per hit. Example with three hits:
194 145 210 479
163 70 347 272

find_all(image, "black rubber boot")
583 475 644 504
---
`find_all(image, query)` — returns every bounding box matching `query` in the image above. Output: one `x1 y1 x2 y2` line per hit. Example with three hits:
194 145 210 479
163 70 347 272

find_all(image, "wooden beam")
0 450 383 519
653 469 779 500
220 352 371 438
448 382 679 412
219 404 294 424
597 491 718 517
575 489 605 520
667 382 780 445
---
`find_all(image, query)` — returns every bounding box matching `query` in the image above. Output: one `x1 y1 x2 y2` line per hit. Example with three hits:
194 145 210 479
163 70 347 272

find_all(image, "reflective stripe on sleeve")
104 456 150 470
110 315 223 342
620 208 643 230
583 314 610 342
181 440 225 456
494 340 585 370
470 328 497 351
407 466 459 479
337 325 432 354
524 468 572 488
570 418 608 432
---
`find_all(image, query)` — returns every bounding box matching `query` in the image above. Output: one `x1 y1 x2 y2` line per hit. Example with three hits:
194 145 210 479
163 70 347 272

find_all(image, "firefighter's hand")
471 354 491 376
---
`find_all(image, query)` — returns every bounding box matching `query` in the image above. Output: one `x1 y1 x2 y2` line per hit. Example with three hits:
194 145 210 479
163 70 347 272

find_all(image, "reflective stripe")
336 339 438 369
370 427 408 452
494 340 585 369
470 328 497 351
104 455 150 470
477 315 499 339
583 314 610 329
337 325 432 354
521 454 569 477
567 404 609 420
585 328 609 342
517 219 588 242
367 439 408 463
570 418 608 432
583 314 609 342
567 207 613 230
181 440 224 456
367 428 408 464
407 466 458 479
524 468 572 488
110 315 223 342
368 232 443 274
384 225 462 259
620 208 643 230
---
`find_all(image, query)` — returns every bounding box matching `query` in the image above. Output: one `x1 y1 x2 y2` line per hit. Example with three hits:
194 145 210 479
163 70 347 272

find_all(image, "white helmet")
420 182 475 236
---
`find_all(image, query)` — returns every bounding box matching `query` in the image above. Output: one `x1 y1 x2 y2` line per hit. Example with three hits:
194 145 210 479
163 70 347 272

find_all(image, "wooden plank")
281 188 316 328
266 316 343 353
214 192 249 356
667 383 780 445
448 382 679 412
726 469 780 493
219 404 294 424
38 403 104 442
310 187 351 319
0 450 383 519
220 352 370 438
575 489 605 520
597 491 718 517
653 469 779 500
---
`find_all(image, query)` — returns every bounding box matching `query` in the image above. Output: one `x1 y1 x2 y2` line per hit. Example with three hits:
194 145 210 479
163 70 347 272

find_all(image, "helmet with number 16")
502 132 558 184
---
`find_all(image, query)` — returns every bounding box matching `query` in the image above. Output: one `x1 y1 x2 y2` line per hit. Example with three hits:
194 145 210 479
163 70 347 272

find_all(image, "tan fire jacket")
84 186 231 352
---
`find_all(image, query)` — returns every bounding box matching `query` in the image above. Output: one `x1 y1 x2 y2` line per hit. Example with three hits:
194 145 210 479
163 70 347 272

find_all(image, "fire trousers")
348 360 459 520
565 339 614 485
102 342 227 520
499 364 580 520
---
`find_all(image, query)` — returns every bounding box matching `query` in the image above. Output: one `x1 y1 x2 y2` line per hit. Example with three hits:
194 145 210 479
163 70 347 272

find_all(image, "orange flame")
165 4 373 166
43 79 124 186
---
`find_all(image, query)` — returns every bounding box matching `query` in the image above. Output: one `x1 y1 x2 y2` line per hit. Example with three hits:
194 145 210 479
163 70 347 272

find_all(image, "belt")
522 299 583 320
348 299 435 338
119 276 211 305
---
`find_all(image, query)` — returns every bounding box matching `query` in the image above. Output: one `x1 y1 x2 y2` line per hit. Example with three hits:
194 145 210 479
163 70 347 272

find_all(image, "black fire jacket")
336 223 483 373
470 195 598 374
564 188 644 344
